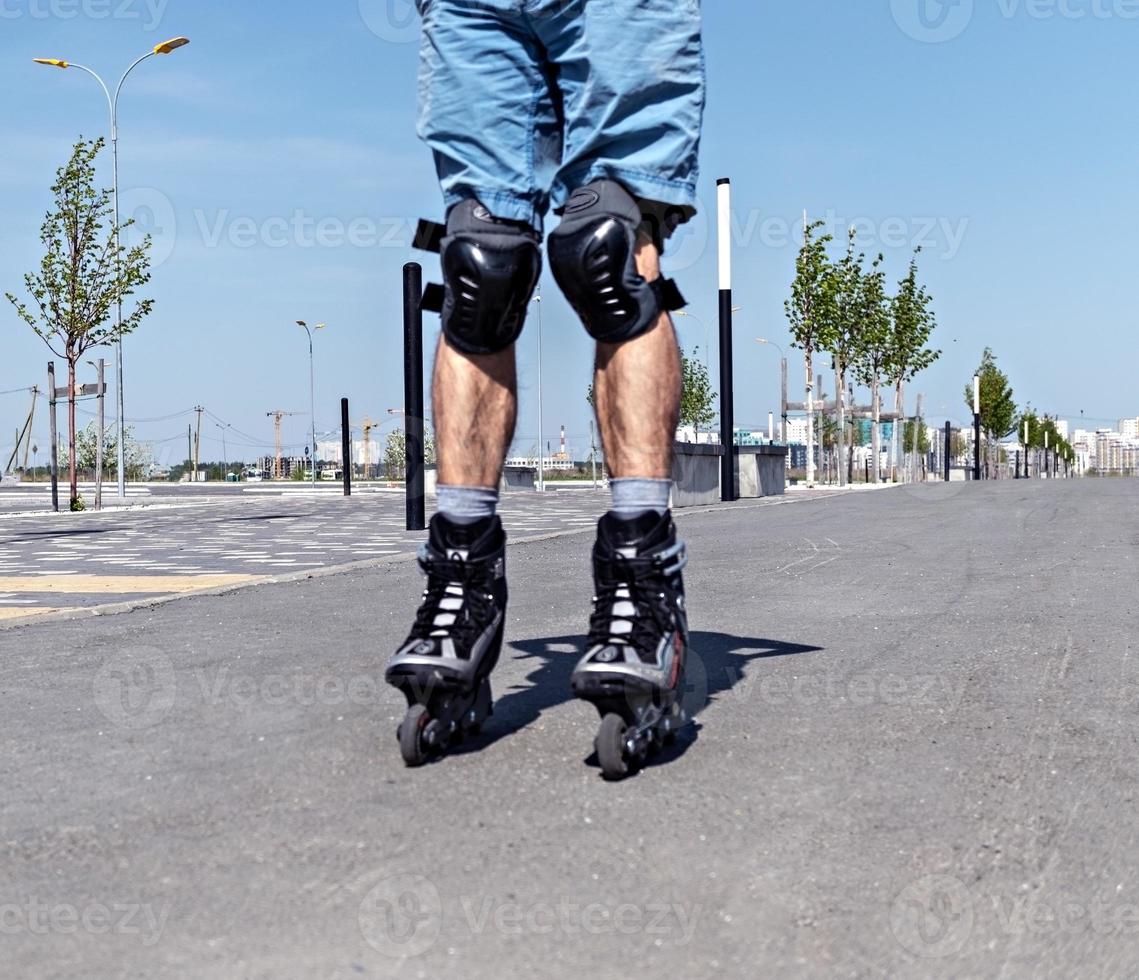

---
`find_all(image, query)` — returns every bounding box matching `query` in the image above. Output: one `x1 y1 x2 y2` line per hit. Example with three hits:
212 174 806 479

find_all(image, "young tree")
6 138 154 509
384 429 407 480
785 219 835 486
851 251 892 483
888 251 940 480
964 348 1016 476
678 346 717 440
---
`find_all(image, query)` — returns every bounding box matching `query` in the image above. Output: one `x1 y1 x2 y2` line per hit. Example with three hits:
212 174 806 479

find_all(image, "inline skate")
571 510 690 779
386 514 507 766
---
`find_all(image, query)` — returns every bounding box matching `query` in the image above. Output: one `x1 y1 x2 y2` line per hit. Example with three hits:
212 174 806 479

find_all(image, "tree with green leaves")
964 348 1017 477
678 345 717 440
851 249 892 483
785 219 835 486
6 138 154 509
822 230 867 485
888 251 940 480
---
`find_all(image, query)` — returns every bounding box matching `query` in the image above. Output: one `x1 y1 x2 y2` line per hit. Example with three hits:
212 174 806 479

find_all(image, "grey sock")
609 477 671 519
437 485 499 525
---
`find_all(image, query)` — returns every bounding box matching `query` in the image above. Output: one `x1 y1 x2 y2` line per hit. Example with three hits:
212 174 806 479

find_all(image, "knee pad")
416 201 541 355
547 181 686 344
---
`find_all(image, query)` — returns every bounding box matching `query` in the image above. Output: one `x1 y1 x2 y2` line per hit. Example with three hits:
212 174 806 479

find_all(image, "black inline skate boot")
571 510 690 779
386 513 507 766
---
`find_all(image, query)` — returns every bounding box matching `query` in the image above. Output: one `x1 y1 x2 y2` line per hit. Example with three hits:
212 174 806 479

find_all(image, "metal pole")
341 398 352 497
48 362 59 512
780 357 788 444
972 376 981 482
589 418 597 489
717 178 736 501
112 116 126 500
95 358 105 509
309 330 317 486
535 288 545 492
944 420 951 482
403 263 426 531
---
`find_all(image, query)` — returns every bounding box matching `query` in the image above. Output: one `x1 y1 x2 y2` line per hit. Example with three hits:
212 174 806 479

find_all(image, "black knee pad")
547 180 685 344
416 201 541 356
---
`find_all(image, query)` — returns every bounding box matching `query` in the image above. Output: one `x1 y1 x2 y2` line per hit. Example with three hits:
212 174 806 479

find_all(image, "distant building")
1119 417 1139 441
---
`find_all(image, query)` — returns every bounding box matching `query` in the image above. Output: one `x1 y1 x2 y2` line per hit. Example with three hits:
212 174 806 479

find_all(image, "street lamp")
296 321 326 486
531 289 545 492
34 37 191 502
755 338 787 443
677 307 740 368
216 423 231 482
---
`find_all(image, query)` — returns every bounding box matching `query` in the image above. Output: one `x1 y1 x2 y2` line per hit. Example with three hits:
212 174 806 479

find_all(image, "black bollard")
403 263 426 531
341 398 352 497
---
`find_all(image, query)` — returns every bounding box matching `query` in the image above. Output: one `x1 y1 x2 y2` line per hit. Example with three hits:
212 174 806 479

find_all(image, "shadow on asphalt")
451 632 823 774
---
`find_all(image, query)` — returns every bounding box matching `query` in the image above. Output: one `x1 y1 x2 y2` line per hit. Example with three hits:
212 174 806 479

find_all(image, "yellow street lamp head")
314 323 326 331
154 37 190 55
33 58 70 69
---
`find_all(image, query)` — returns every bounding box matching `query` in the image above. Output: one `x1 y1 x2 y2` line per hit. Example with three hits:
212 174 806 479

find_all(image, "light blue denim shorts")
416 0 705 233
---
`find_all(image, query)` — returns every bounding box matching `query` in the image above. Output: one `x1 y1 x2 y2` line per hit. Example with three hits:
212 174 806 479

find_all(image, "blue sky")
2 0 1137 467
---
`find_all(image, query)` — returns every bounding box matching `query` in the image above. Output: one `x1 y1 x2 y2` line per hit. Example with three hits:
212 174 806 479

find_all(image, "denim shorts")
416 0 705 233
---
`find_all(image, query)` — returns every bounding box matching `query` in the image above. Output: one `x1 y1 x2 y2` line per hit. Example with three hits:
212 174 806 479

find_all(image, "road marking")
0 574 259 595
0 607 60 620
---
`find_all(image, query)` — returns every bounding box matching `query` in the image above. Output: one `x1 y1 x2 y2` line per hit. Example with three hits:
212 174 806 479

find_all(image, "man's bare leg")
433 338 517 489
592 238 681 480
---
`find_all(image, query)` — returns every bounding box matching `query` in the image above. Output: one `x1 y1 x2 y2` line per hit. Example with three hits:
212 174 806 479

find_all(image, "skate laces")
410 549 497 648
588 544 686 660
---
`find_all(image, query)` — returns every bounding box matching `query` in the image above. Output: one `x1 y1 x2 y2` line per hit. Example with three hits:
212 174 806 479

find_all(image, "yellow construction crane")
351 415 377 480
266 410 301 479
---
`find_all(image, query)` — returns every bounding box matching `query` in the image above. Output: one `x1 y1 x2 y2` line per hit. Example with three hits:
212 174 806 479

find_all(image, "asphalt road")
2 479 1136 979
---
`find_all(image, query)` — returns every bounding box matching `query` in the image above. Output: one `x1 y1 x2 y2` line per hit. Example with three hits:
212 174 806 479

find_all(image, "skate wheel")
596 713 630 780
399 704 432 767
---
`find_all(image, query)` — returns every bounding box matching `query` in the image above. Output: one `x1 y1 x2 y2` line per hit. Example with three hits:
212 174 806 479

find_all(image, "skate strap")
414 219 446 254
421 282 445 314
650 277 686 313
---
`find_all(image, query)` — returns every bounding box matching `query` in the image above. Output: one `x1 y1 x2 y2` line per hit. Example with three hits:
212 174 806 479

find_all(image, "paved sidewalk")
2 479 1136 978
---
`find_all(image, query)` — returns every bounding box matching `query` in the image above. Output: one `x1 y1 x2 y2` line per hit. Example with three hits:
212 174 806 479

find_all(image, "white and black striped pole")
717 177 737 501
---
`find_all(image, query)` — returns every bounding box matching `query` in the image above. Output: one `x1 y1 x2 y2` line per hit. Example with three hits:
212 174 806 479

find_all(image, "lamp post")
34 37 190 502
755 338 786 443
531 289 545 492
296 321 325 486
675 310 710 368
216 422 230 482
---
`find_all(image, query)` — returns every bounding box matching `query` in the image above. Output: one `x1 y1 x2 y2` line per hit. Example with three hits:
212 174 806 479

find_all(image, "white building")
1056 419 1070 441
1119 417 1139 441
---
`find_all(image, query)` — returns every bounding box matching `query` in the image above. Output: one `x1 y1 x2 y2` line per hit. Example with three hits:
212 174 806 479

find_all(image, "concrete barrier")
672 443 788 507
672 443 724 508
501 466 536 491
736 445 789 498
